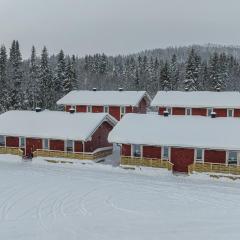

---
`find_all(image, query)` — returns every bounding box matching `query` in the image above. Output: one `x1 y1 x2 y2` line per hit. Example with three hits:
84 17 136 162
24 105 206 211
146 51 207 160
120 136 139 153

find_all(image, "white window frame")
65 140 74 152
87 106 92 113
166 107 172 115
195 148 204 163
162 146 170 160
207 108 213 117
185 108 192 116
42 139 49 150
227 150 239 165
104 106 109 113
227 109 234 117
0 135 6 147
120 106 126 119
131 144 142 158
19 137 26 148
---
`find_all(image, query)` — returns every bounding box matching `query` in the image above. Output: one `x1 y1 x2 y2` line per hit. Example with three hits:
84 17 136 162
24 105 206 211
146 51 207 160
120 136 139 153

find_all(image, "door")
26 138 42 157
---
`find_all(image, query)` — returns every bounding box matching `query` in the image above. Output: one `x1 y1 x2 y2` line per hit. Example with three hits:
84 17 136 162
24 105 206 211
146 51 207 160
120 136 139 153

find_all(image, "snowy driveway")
0 157 240 240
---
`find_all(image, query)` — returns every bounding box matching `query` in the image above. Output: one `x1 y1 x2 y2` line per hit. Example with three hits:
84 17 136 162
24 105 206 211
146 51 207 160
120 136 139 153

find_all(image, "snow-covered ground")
0 155 240 240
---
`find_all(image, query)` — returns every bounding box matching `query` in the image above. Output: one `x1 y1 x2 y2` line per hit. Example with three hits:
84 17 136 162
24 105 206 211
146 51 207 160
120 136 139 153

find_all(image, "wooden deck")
0 146 23 157
121 156 173 171
188 162 240 175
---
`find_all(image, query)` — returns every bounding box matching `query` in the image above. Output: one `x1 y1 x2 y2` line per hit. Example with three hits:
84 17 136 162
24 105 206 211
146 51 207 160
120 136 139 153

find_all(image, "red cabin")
151 91 240 118
108 113 240 173
57 89 151 121
0 110 117 159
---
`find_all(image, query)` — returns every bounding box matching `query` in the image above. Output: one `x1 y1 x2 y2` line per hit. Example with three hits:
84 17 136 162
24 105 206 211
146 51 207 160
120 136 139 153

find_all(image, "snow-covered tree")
160 61 171 91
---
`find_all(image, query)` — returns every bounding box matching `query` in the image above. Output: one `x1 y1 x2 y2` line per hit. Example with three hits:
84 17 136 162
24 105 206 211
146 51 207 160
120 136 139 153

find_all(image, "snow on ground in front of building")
0 154 240 240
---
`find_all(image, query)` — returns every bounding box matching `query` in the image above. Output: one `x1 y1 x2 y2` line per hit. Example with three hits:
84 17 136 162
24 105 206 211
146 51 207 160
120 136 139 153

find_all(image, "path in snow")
0 156 240 240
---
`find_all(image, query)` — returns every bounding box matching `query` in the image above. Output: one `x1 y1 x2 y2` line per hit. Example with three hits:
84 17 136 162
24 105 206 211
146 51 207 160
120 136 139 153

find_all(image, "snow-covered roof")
0 111 117 141
108 113 240 151
151 91 240 108
57 90 151 107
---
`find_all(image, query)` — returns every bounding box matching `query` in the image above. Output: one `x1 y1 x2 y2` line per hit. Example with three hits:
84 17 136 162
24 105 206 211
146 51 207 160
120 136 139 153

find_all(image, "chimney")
184 87 189 92
118 88 123 92
163 110 169 117
211 111 217 118
92 88 97 91
216 87 220 92
69 108 75 114
35 107 42 113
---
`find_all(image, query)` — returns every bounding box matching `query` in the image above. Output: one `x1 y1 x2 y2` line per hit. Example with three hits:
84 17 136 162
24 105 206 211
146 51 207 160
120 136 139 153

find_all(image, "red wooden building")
108 113 240 173
0 110 117 159
57 89 151 120
151 91 240 117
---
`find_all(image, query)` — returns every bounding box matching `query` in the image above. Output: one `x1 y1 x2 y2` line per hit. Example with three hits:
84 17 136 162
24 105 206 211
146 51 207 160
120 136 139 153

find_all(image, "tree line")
0 40 240 112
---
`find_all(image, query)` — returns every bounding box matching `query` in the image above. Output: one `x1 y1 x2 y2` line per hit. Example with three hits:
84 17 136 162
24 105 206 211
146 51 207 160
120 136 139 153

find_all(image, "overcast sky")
0 0 239 58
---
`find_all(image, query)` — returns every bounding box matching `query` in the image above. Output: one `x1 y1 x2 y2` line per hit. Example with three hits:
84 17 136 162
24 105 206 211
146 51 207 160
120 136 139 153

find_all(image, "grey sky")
0 0 239 58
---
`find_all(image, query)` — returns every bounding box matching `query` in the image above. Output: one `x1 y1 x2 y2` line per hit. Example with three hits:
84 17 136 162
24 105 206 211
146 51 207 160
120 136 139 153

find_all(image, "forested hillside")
1 41 240 112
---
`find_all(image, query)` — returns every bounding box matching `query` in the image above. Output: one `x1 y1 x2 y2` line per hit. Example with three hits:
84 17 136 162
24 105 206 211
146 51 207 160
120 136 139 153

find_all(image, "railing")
121 156 173 171
33 147 113 160
0 146 23 157
188 162 240 175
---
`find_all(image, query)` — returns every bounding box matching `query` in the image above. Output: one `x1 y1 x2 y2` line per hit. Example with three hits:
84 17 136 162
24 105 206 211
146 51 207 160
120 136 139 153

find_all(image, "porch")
0 146 23 157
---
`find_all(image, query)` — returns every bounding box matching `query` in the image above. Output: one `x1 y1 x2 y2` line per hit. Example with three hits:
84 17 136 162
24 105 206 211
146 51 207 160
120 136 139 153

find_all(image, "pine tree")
0 45 9 112
39 46 53 109
169 54 179 90
160 61 171 90
209 52 222 91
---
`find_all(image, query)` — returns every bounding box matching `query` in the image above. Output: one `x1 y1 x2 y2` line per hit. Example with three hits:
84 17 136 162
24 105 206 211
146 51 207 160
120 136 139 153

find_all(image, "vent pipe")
69 108 75 114
35 107 42 113
118 88 123 92
163 110 169 117
211 111 217 118
92 88 97 91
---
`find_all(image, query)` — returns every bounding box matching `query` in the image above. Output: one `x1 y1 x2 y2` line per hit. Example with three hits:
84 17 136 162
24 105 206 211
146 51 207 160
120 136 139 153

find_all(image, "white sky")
0 0 239 58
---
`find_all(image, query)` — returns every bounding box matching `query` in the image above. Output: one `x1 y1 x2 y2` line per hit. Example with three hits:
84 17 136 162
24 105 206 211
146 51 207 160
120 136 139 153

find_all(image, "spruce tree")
160 61 171 91
170 54 179 90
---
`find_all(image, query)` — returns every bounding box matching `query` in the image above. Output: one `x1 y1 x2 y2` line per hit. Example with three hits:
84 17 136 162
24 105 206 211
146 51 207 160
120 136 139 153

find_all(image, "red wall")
76 105 87 112
172 107 185 115
171 147 194 172
143 146 161 158
65 105 71 112
6 136 19 147
138 98 147 113
192 108 207 116
75 141 83 152
50 140 64 151
92 106 104 113
122 144 131 156
234 109 240 117
126 106 133 114
109 106 120 120
204 150 226 164
214 108 227 117
26 138 42 157
158 107 166 115
84 121 113 152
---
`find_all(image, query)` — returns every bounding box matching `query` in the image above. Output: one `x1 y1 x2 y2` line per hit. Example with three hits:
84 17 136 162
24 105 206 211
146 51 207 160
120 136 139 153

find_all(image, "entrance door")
26 138 42 157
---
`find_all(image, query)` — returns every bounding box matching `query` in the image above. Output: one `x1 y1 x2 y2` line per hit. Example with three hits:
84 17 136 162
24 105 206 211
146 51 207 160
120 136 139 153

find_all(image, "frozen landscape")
0 155 240 240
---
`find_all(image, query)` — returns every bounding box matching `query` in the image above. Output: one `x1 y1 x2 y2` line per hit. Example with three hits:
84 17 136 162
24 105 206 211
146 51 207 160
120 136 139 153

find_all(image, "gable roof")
0 111 117 141
108 113 240 151
151 91 240 108
57 90 151 107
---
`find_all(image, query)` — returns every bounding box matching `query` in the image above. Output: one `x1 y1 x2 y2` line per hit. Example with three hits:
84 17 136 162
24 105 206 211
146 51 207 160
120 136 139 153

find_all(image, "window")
227 109 234 117
66 140 74 152
120 106 126 119
87 106 92 113
166 107 172 115
186 108 192 116
19 137 25 148
207 108 213 117
162 146 170 159
195 149 204 162
104 106 109 113
228 151 238 165
0 136 5 147
43 139 49 150
132 144 141 157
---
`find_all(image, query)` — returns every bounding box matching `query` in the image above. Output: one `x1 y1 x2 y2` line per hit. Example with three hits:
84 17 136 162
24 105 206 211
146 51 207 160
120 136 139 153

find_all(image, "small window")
104 106 109 113
43 139 49 150
207 108 213 117
228 151 238 165
66 140 74 152
162 146 169 159
195 149 204 162
228 109 234 117
87 106 92 113
0 136 5 146
186 108 192 116
166 107 172 115
132 144 141 157
19 137 25 148
120 106 126 118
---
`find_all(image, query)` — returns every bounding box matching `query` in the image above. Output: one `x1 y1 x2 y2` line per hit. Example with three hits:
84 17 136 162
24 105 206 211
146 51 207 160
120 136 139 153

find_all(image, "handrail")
0 146 23 157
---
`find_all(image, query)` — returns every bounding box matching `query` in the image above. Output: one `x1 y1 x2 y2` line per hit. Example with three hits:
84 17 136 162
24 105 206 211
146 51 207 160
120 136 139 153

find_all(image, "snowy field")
0 155 240 240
